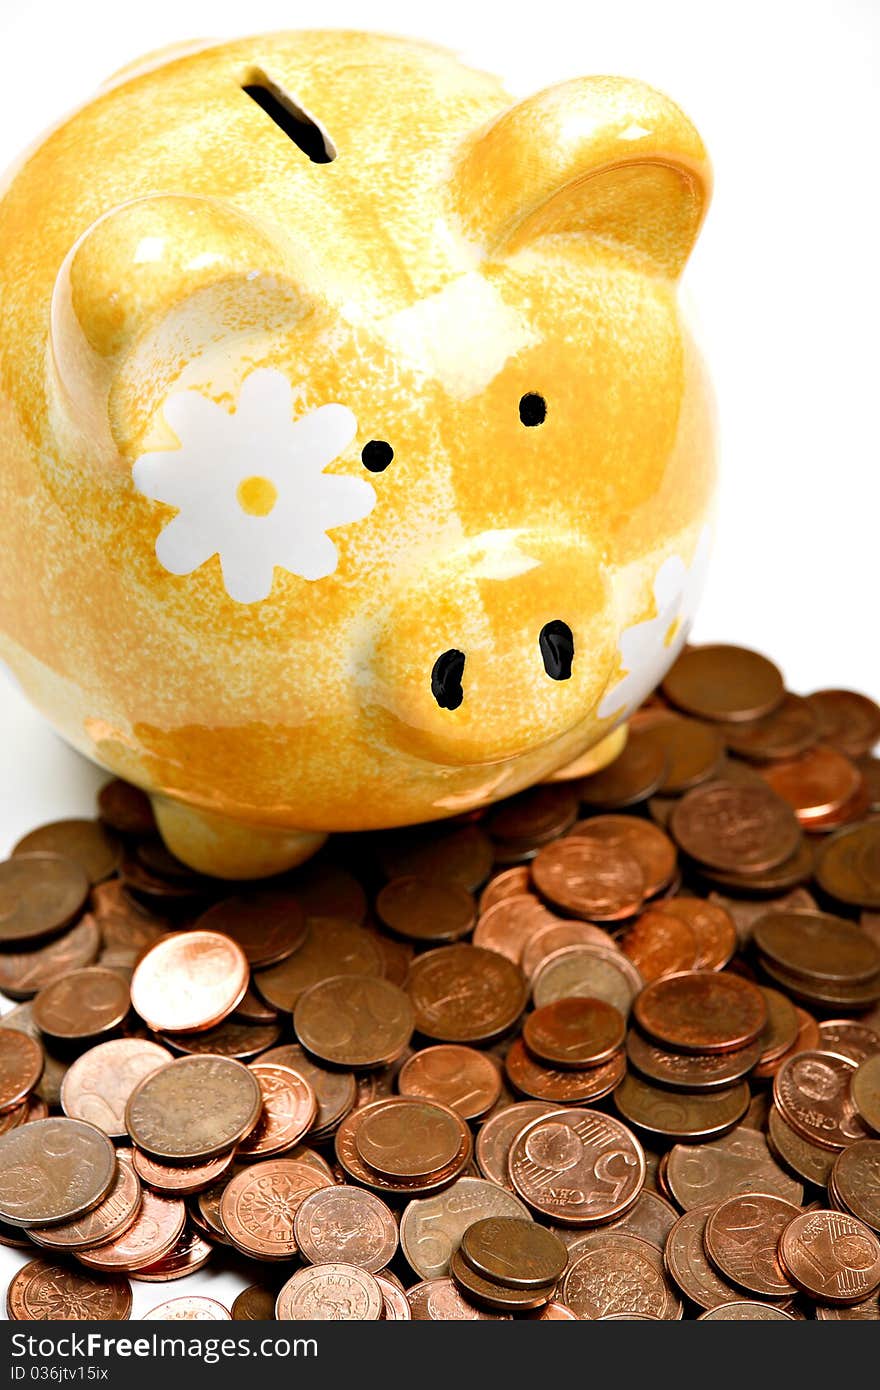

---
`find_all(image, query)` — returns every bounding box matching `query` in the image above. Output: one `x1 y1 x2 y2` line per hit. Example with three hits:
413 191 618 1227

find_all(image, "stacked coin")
0 642 878 1320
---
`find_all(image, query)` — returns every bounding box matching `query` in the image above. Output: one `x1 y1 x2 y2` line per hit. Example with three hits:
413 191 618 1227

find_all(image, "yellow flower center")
236 475 278 516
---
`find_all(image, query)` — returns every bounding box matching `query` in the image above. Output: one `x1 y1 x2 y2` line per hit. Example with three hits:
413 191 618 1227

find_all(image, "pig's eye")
361 440 394 472
519 393 546 426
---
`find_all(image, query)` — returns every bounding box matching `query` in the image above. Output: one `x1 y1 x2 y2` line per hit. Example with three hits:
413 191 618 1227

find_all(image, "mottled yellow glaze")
0 31 716 876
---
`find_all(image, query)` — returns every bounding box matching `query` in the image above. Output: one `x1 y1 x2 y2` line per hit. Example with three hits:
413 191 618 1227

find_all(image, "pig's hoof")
542 723 629 783
149 796 327 879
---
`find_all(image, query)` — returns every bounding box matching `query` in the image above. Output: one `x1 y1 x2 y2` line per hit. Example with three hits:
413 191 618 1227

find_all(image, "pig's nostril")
540 620 574 681
431 649 466 710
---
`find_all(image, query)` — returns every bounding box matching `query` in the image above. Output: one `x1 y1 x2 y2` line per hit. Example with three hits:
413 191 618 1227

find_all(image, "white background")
0 0 878 1318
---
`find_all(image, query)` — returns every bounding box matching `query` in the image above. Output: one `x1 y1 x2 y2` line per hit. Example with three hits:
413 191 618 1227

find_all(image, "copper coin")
663 644 784 723
276 1263 383 1320
377 823 494 892
704 1193 800 1297
475 1103 558 1189
254 919 384 1012
0 1029 43 1112
0 1117 116 1226
29 1152 142 1252
291 858 367 922
816 822 880 910
697 1301 794 1320
473 895 559 965
509 1108 644 1225
664 1204 745 1310
759 956 880 1011
805 689 880 759
158 1017 282 1060
818 1020 880 1066
376 1275 412 1320
126 1054 262 1160
233 983 281 1025
459 1216 566 1290
523 997 625 1069
77 1180 186 1272
520 920 614 979
406 1277 508 1320
531 836 644 921
0 853 89 946
621 909 697 982
97 778 156 835
60 1038 172 1138
142 1296 230 1319
634 970 767 1054
699 838 815 896
32 966 130 1042
336 1098 471 1196
0 1004 67 1108
576 729 668 808
614 1072 750 1141
238 1062 317 1158
131 1146 236 1195
599 1189 678 1250
400 1175 530 1279
406 944 527 1044
294 973 414 1068
505 1037 625 1104
130 930 249 1033
397 1045 501 1119
14 819 120 885
562 1231 682 1319
232 1284 278 1319
133 1225 214 1281
7 1258 131 1320
194 890 307 966
852 1053 880 1133
664 1126 804 1211
568 815 677 897
718 693 819 762
260 1042 356 1137
631 711 726 793
479 866 532 914
832 1141 880 1232
649 896 736 971
450 1248 555 1310
293 1185 398 1271
532 944 642 1017
626 1029 760 1091
766 1106 835 1187
220 1157 333 1259
375 875 476 944
774 1050 870 1150
760 745 861 825
670 782 801 873
0 915 101 1000
754 910 880 985
778 1208 880 1304
815 1293 880 1320
756 986 800 1065
486 783 579 849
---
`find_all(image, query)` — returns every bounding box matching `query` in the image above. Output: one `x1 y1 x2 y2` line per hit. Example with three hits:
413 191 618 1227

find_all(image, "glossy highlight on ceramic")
0 31 716 876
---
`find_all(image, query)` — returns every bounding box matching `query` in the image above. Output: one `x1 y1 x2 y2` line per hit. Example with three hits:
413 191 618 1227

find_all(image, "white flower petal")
163 388 230 442
280 531 339 581
219 539 276 604
307 473 377 528
285 402 358 469
233 368 295 433
154 512 218 576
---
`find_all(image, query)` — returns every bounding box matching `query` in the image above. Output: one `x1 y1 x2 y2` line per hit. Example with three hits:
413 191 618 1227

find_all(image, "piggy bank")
0 32 715 878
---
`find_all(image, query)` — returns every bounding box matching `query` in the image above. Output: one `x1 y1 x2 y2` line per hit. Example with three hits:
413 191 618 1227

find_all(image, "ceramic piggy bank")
0 32 715 878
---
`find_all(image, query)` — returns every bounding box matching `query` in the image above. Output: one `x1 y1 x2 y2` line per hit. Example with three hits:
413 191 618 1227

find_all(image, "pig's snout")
368 532 616 766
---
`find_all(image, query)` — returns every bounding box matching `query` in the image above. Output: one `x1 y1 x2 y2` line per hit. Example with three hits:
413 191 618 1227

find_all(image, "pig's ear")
449 77 711 277
50 194 313 456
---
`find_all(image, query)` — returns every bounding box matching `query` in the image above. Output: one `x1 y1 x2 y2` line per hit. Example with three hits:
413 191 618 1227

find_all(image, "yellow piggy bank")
0 32 715 877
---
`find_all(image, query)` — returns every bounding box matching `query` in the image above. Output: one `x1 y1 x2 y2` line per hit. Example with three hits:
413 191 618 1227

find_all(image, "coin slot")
431 649 465 711
539 620 574 681
241 71 336 164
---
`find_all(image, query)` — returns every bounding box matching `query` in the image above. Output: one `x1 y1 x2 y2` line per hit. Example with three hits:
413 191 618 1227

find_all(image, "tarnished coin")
664 1126 804 1210
473 895 559 965
254 920 384 1012
815 1293 880 1320
774 1050 870 1150
97 779 156 836
778 1209 880 1304
0 1117 115 1227
523 997 625 1068
621 909 697 982
568 816 677 898
531 836 645 921
158 1017 282 1061
406 1277 508 1320
294 974 414 1068
220 1158 333 1259
194 890 307 966
33 967 130 1041
505 1038 625 1105
662 644 784 723
562 1231 682 1319
6 1258 131 1320
479 866 532 914
238 1062 317 1159
832 1141 880 1232
754 911 880 985
125 1054 262 1160
375 876 476 943
509 1108 644 1226
355 1098 462 1178
632 711 726 793
719 693 819 762
532 945 642 1017
0 1004 67 1108
697 1302 794 1320
259 1043 356 1137
293 1185 398 1271
276 1264 383 1320
664 1205 745 1311
400 1176 530 1279
406 945 527 1043
486 783 579 854
29 1153 141 1251
817 1020 880 1065
377 823 493 893
142 1296 230 1319
704 1193 800 1296
475 1103 558 1189
576 729 668 808
0 1030 43 1112
521 920 614 979
232 1284 278 1320
130 930 249 1033
756 986 800 1065
0 854 89 946
767 1106 836 1187
460 1217 566 1290
397 1045 501 1120
0 915 101 1000
60 1038 172 1138
852 1053 880 1133
634 971 768 1054
815 822 880 910
805 689 880 758
614 1072 750 1141
14 819 120 884
77 1179 185 1272
450 1248 555 1311
670 782 801 873
626 1029 760 1091
131 1146 235 1196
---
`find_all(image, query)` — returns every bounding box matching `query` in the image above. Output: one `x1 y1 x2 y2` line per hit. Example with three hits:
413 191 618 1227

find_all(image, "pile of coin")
0 642 879 1320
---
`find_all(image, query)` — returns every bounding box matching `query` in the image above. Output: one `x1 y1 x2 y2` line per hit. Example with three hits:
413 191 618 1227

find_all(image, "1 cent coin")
397 1045 501 1120
33 967 130 1041
634 971 768 1054
778 1209 880 1304
130 931 249 1032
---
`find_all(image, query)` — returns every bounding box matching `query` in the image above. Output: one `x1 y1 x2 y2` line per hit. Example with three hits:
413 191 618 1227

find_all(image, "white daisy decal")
132 368 377 603
598 525 712 721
